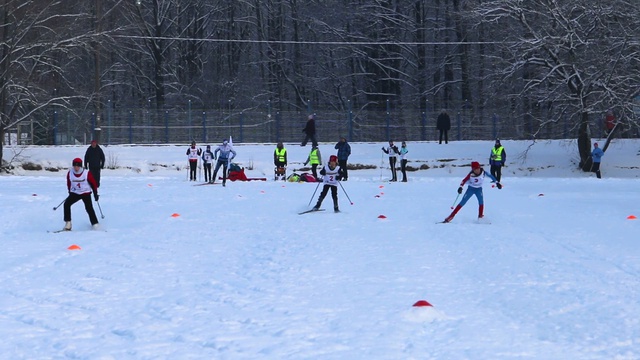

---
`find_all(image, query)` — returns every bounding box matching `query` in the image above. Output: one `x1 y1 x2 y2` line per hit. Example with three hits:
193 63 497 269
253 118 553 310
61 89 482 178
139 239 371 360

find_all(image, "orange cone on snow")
627 215 637 220
68 244 81 250
171 213 180 218
378 215 387 219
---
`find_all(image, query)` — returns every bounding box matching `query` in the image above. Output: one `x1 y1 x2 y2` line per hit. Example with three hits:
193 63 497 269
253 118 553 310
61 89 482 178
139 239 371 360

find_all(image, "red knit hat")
329 155 338 163
471 161 480 169
72 158 83 166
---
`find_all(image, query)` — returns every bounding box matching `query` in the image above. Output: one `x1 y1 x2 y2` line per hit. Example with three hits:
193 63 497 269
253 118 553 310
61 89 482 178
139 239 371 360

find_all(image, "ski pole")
96 200 105 219
53 197 67 211
307 182 321 207
450 193 461 209
338 181 354 205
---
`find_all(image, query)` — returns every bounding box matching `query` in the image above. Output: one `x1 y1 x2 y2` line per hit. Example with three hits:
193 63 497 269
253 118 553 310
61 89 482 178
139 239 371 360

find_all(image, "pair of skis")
437 218 491 224
298 209 326 215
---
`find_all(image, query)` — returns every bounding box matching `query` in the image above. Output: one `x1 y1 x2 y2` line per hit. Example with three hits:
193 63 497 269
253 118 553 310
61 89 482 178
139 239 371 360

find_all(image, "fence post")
164 110 169 144
188 100 192 141
128 111 133 144
386 99 391 140
202 111 206 143
492 113 498 140
457 111 462 141
91 113 96 142
239 112 244 143
348 99 353 142
276 111 280 142
107 100 112 145
51 111 57 145
421 111 426 141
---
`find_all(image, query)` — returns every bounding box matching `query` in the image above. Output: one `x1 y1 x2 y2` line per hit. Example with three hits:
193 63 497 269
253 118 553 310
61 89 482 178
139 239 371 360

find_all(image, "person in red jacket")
63 158 99 231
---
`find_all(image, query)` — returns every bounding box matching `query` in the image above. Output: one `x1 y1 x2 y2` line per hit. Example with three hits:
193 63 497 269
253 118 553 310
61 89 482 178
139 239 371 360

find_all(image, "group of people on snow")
59 111 607 230
186 140 237 185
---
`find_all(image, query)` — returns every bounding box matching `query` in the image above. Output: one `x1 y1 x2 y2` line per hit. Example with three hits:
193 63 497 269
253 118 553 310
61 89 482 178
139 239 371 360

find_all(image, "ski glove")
457 187 463 194
94 193 100 201
496 183 502 189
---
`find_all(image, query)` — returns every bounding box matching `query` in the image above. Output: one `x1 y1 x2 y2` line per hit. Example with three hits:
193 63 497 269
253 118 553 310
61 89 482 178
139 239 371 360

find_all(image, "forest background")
1 0 640 171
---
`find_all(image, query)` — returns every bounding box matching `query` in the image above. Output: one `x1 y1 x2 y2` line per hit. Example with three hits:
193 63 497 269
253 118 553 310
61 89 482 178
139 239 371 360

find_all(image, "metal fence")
6 101 639 146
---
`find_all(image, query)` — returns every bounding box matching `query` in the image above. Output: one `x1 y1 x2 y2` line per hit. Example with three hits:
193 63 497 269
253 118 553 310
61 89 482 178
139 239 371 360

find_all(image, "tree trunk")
578 111 592 171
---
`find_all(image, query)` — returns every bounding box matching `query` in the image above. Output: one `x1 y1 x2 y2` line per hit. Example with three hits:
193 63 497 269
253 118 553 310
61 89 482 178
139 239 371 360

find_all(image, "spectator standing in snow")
436 109 451 144
212 139 237 186
84 140 105 187
443 161 502 223
301 114 318 147
399 141 409 182
382 140 400 182
274 142 287 168
591 142 604 179
63 157 100 231
312 155 344 212
334 136 351 181
202 145 214 183
304 145 322 179
186 141 202 181
489 139 506 182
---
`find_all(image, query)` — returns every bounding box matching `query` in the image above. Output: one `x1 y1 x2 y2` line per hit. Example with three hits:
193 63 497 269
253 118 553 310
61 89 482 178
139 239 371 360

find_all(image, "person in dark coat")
84 140 106 187
436 109 451 144
334 136 351 180
301 114 318 147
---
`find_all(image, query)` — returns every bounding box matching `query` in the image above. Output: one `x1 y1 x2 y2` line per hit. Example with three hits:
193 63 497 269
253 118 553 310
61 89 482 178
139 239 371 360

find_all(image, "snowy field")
1 139 639 359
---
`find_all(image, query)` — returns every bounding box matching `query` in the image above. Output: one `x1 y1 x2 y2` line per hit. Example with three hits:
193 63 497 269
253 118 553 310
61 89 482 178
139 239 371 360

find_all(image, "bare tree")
0 1 90 167
467 0 640 170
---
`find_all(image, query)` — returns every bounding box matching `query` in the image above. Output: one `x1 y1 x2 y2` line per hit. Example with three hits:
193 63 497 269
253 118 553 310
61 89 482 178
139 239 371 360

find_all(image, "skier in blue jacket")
212 139 237 186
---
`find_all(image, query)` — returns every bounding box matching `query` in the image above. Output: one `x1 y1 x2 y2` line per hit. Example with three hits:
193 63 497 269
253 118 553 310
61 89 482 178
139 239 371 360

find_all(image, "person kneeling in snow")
312 155 344 213
63 157 100 230
443 161 501 223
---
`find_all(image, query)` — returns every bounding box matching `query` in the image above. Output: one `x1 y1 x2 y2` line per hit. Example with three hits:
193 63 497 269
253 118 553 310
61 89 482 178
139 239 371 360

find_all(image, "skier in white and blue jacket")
443 161 502 223
212 139 237 186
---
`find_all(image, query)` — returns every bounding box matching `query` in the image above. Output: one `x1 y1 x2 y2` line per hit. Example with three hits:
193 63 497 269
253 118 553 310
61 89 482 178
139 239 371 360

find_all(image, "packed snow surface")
1 139 639 359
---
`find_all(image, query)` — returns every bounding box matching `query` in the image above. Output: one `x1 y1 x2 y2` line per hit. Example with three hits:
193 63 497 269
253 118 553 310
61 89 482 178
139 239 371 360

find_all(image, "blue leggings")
459 187 484 206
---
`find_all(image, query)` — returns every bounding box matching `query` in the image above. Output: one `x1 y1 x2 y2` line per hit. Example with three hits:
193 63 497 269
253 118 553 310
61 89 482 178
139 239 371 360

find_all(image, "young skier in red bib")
443 161 502 223
63 157 100 230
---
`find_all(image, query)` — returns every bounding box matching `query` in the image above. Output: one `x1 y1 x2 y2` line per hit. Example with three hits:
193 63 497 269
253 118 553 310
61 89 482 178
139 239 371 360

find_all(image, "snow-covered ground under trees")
1 138 639 359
